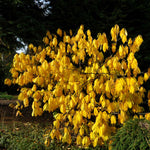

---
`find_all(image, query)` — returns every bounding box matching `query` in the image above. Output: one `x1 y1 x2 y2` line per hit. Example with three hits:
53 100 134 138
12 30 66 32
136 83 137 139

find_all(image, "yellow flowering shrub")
5 25 150 148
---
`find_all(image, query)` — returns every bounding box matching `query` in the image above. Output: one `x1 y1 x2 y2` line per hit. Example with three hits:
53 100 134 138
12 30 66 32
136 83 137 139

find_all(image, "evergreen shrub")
111 119 150 150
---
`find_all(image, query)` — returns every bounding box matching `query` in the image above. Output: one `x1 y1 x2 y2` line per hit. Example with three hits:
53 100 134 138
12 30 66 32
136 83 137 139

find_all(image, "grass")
0 120 108 150
0 92 18 100
0 121 47 150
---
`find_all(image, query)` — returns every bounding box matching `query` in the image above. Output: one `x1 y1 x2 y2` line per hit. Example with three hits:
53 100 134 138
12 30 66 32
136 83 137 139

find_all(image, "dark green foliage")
49 0 150 71
1 0 150 69
111 119 150 150
0 59 11 92
0 52 19 93
0 0 50 52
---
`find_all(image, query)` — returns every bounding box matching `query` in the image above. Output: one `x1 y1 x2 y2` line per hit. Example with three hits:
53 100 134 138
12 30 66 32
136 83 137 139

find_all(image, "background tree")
49 0 150 70
0 0 51 52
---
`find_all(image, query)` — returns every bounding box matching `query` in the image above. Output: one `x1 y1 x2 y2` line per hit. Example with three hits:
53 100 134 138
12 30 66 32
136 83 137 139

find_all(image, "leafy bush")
110 119 150 150
5 25 150 148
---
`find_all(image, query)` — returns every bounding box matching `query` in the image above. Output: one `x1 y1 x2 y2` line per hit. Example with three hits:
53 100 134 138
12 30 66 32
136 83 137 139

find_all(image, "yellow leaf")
99 124 107 137
144 73 149 81
87 29 91 36
128 38 132 46
110 115 116 124
4 78 11 86
93 137 99 147
90 132 96 140
112 43 116 53
115 78 124 94
57 28 62 37
53 120 60 129
23 98 29 107
145 113 150 121
93 39 98 49
119 45 124 57
43 103 48 111
134 35 143 47
9 103 15 109
82 136 90 148
32 84 37 92
48 84 53 91
120 28 127 44
44 138 50 147
64 35 70 43
101 65 108 74
72 55 79 64
110 24 119 42
16 110 22 117
79 127 84 136
43 37 49 45
131 59 138 69
52 37 57 47
76 135 82 145
70 100 75 108
103 43 108 52
129 85 135 94
62 128 72 144
94 107 98 116
127 100 132 108
105 81 110 93
138 76 144 85
60 104 66 114
50 129 56 140
28 43 34 50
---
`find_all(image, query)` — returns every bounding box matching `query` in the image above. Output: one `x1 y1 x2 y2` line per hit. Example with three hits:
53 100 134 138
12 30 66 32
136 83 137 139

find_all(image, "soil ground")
0 99 53 125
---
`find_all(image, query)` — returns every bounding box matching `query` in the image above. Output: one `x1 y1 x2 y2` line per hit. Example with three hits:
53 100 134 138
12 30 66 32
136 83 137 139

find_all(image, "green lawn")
0 92 18 100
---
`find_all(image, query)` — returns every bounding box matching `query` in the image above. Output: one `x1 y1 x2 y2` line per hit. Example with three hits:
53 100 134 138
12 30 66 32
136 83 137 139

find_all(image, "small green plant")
110 119 150 150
